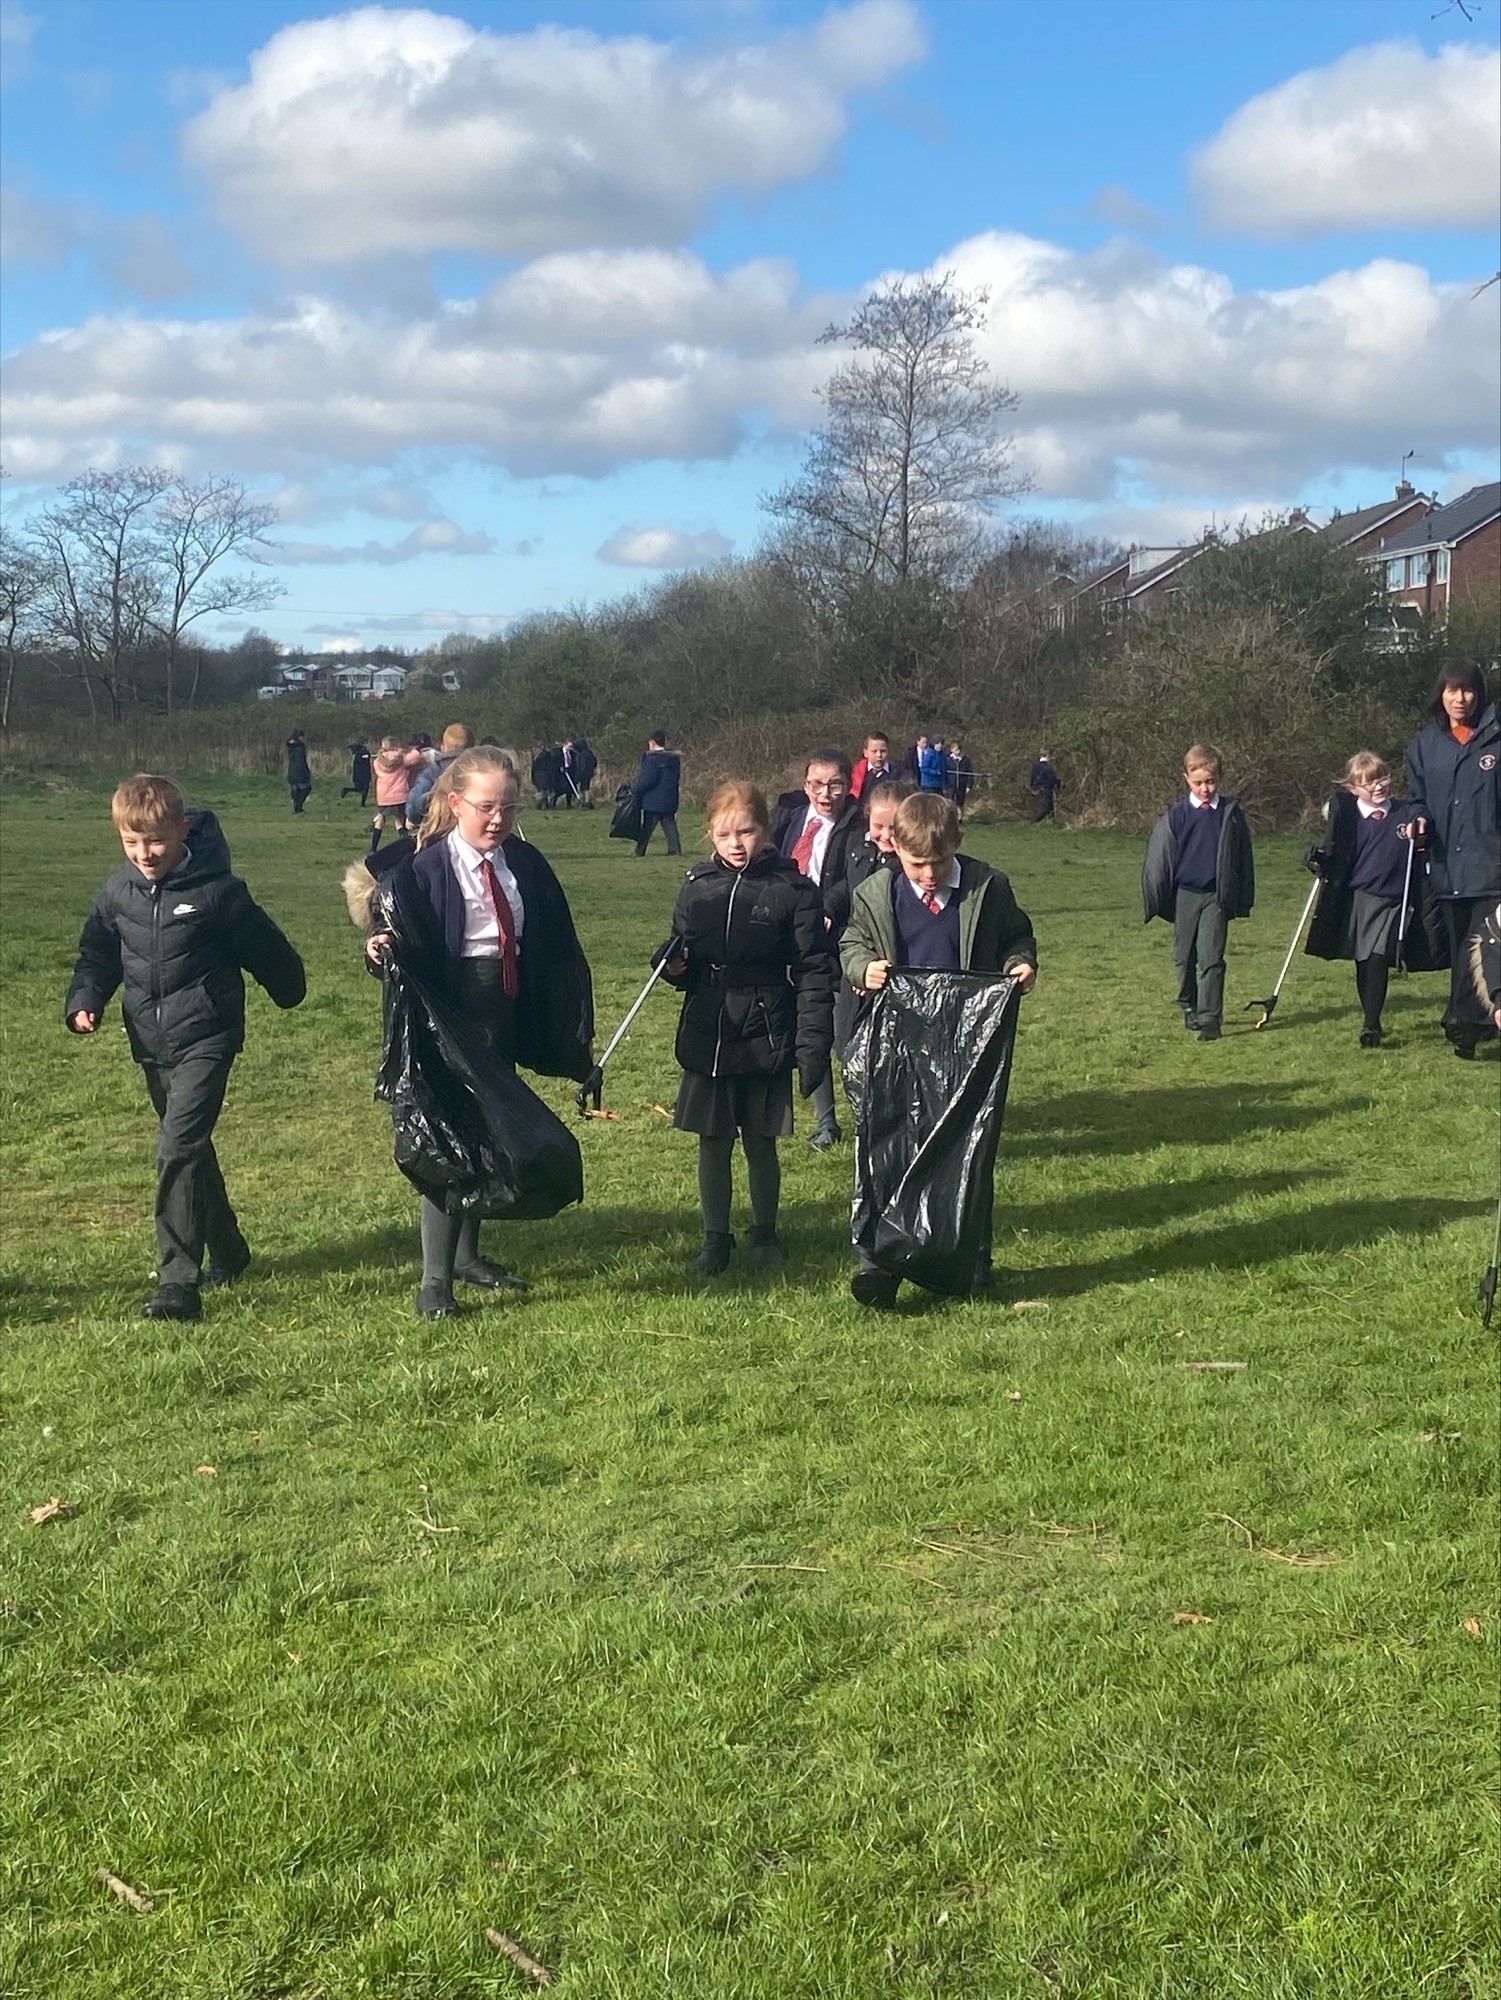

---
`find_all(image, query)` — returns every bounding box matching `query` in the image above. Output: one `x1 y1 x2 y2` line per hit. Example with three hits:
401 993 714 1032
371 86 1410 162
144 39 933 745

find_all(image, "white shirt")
1188 794 1221 811
1356 797 1389 820
802 808 837 886
448 831 525 959
908 857 963 912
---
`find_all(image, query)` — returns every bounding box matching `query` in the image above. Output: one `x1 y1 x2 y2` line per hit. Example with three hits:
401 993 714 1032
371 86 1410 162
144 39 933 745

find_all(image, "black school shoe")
142 1285 201 1321
850 1268 900 1309
689 1232 735 1277
807 1121 843 1152
1359 1027 1384 1049
454 1258 529 1292
415 1284 460 1320
1182 1008 1199 1032
1197 1021 1222 1042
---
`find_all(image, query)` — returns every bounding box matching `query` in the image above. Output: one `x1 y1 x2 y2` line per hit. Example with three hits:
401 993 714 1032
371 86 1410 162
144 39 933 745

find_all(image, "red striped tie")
791 815 818 875
481 858 520 999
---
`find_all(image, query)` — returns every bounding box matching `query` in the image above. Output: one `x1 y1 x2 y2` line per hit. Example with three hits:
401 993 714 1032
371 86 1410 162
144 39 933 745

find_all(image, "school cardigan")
841 854 1037 987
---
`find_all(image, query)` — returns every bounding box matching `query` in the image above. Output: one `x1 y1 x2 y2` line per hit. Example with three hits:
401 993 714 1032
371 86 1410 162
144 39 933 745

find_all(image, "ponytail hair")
416 744 522 848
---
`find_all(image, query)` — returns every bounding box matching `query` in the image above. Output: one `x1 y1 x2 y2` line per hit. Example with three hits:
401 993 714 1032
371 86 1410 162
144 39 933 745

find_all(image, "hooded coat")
1404 702 1501 901
663 848 835 1080
1141 797 1255 924
840 854 1037 987
65 810 305 1066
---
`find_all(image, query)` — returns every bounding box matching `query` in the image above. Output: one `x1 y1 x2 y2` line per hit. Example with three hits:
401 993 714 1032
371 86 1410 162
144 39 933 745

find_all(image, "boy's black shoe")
1182 1009 1199 1032
455 1258 528 1292
807 1121 842 1153
203 1245 252 1290
1359 1027 1384 1049
689 1232 734 1277
415 1284 459 1320
1197 1022 1222 1042
1452 1037 1477 1060
850 1269 900 1309
142 1285 201 1321
749 1227 783 1273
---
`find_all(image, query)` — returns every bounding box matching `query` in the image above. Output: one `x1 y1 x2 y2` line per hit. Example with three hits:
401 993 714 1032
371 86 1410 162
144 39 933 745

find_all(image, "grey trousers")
635 811 681 856
1174 889 1228 1027
141 1055 245 1290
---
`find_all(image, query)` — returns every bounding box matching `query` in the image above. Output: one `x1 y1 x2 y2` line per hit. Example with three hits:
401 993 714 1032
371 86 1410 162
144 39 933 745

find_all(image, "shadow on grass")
1007 1081 1372 1157
1005 1167 1320 1238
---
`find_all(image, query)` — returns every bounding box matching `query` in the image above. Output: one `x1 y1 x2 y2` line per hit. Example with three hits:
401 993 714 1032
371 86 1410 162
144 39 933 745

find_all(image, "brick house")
1316 481 1431 558
1364 482 1501 625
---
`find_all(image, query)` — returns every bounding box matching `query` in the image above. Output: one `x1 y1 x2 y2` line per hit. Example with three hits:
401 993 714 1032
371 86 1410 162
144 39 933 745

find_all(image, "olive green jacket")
839 854 1037 988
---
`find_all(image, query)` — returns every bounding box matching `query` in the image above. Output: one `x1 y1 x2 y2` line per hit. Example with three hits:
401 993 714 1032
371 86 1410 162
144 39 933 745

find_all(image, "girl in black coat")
1405 660 1500 1056
1304 752 1425 1047
661 780 836 1275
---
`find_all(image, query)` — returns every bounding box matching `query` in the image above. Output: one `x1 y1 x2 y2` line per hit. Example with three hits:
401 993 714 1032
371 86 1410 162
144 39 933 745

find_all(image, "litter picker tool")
1480 1191 1501 1329
577 937 679 1115
1247 880 1320 1029
1393 826 1418 974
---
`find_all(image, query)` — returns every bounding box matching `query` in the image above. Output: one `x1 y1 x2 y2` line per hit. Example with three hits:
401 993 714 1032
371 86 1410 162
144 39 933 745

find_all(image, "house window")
1435 547 1451 585
1385 557 1405 590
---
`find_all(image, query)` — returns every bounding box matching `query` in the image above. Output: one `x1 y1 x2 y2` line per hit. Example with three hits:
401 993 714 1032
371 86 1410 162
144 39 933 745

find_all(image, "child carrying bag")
844 970 1021 1296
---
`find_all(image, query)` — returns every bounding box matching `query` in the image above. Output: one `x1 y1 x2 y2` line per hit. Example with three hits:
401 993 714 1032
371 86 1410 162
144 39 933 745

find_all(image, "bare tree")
33 467 172 721
151 477 282 710
765 273 1028 593
0 519 48 736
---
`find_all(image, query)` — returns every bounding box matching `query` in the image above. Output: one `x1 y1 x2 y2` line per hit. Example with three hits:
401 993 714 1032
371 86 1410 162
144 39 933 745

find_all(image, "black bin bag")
376 957 583 1220
844 969 1021 1295
609 785 643 843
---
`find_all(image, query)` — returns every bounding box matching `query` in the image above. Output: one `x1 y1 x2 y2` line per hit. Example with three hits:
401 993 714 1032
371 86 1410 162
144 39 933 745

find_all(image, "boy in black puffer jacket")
660 780 835 1274
65 774 305 1321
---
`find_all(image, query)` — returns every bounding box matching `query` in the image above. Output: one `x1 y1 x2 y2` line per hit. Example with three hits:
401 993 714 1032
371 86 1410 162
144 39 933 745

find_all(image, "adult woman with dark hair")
1406 660 1500 1057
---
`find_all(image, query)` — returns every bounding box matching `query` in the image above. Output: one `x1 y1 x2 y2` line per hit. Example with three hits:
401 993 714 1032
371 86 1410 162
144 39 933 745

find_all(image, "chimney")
1395 479 1415 499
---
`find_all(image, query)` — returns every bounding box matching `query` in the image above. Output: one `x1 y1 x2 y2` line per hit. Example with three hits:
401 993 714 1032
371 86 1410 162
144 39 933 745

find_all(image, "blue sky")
2 0 1497 650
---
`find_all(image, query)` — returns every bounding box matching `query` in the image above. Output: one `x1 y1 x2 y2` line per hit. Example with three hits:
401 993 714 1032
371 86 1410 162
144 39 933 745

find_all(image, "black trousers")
635 811 681 856
1441 898 1498 1043
1032 791 1056 820
1174 888 1228 1027
140 1055 245 1290
289 783 311 813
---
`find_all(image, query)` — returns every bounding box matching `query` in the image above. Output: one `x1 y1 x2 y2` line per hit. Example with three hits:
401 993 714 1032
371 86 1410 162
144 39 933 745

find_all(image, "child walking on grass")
840 791 1037 1307
65 774 305 1321
359 746 594 1319
369 736 425 854
661 781 835 1276
1304 752 1425 1048
1142 742 1255 1041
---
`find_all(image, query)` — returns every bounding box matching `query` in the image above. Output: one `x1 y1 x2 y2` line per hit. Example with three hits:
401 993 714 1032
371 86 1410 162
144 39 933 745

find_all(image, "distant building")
332 662 408 700
1364 482 1501 627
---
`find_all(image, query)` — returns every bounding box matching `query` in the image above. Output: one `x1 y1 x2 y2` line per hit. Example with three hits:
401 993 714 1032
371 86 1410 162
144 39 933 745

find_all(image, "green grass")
2 774 1497 2000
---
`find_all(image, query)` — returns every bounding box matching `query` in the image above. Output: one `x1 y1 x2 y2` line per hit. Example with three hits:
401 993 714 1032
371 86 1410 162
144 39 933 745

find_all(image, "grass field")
2 773 1497 2000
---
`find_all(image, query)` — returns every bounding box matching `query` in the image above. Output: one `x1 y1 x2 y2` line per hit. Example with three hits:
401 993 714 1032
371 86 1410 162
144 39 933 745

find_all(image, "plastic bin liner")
844 969 1021 1295
376 957 583 1220
609 784 644 843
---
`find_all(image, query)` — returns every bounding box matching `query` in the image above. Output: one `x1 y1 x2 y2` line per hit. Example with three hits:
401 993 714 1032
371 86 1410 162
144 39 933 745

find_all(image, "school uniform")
65 811 305 1305
286 737 312 813
343 744 373 804
773 792 863 1137
1305 790 1425 1039
1406 704 1501 1049
1030 758 1059 820
1142 792 1255 1035
632 749 682 855
850 757 894 801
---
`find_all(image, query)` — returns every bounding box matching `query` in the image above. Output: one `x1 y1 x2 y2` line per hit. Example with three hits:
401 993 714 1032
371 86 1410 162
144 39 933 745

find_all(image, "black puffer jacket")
1405 703 1500 900
65 810 305 1066
663 848 835 1079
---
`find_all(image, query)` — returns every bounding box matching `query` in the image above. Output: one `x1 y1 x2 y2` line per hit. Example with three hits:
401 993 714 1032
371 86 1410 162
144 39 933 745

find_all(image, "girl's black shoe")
689 1233 734 1276
850 1269 899 1309
142 1285 201 1321
749 1227 783 1273
415 1284 459 1319
1359 1027 1384 1049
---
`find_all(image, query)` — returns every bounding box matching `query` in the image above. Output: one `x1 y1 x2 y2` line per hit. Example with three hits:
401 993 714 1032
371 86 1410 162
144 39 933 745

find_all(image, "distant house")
1317 481 1431 559
332 662 408 700
1364 482 1501 626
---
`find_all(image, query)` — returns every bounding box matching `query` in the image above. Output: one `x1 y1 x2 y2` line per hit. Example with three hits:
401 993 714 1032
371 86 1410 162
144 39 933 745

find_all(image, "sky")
1 0 1498 653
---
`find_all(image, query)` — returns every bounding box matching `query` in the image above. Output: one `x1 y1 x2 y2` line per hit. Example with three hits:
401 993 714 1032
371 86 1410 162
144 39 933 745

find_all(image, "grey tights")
698 1132 780 1236
420 1200 483 1291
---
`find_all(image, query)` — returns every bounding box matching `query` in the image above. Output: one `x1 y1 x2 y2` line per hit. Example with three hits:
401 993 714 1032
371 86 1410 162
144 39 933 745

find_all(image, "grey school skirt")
674 1069 795 1139
1349 890 1400 962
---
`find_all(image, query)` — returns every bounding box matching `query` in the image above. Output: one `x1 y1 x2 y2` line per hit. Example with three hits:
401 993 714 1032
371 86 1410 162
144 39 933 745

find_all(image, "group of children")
65 664 1497 1321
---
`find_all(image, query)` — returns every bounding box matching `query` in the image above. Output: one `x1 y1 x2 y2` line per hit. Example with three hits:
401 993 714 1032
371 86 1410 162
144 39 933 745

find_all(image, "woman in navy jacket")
1405 661 1500 1056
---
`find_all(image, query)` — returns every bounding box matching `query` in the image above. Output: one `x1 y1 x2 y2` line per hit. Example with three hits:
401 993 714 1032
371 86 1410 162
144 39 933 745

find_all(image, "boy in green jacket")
840 793 1037 1305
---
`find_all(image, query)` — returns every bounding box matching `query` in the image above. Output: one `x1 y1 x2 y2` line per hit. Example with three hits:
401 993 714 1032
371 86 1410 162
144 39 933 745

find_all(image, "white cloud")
0 249 829 482
1193 41 1501 235
183 0 924 264
1 187 193 298
269 516 493 564
316 609 509 635
597 524 733 568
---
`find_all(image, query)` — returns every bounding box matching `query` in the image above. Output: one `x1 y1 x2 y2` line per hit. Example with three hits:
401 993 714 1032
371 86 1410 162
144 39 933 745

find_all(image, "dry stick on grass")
915 1537 1029 1563
485 1929 554 1987
407 1514 460 1535
735 1562 827 1573
1208 1511 1342 1568
97 1868 153 1913
1182 1360 1248 1372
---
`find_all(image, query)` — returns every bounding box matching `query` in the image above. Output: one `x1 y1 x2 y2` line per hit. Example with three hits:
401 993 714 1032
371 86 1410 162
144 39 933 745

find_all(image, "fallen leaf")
1011 1300 1049 1313
97 1868 152 1914
1005 1389 1024 1403
194 1465 217 1478
643 1103 674 1119
1463 1618 1483 1639
26 1497 73 1526
484 1930 553 1987
1172 1611 1214 1626
583 1108 622 1122
1182 1360 1247 1372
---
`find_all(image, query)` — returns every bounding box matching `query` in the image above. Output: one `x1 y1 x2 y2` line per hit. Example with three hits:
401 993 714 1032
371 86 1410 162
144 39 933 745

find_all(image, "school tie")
1371 807 1387 821
790 814 819 876
924 892 943 915
481 858 520 999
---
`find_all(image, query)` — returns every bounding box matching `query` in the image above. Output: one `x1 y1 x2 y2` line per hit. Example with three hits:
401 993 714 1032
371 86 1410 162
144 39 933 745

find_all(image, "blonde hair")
112 773 186 832
417 744 522 847
1184 742 1222 777
1341 750 1389 789
440 722 474 753
704 780 770 838
379 735 402 753
893 791 961 861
